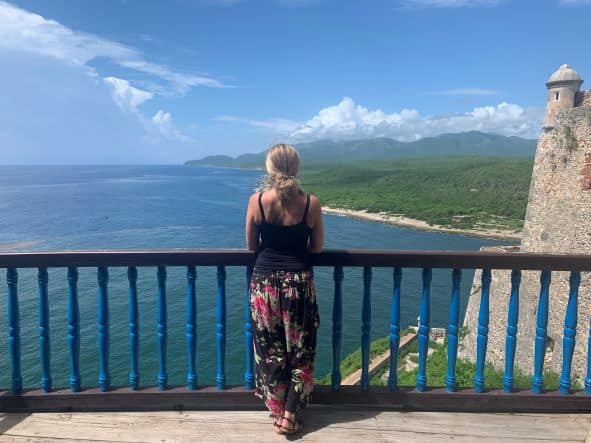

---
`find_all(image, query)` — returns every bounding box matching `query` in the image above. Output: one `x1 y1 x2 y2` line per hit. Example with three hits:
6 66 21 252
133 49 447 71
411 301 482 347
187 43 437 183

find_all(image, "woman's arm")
245 193 260 252
308 195 324 253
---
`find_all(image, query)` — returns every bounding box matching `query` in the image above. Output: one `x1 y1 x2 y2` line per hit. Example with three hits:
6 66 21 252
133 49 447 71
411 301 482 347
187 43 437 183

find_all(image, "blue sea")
0 165 509 389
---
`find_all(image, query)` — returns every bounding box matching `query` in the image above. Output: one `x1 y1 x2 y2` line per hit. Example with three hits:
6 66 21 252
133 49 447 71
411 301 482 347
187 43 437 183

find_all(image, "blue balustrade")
38 267 52 392
7 268 22 394
503 270 521 393
216 265 227 390
532 270 551 394
445 269 461 392
244 265 254 390
388 267 402 391
128 266 140 390
332 265 344 391
97 266 111 392
360 266 372 391
560 271 580 394
157 266 168 391
187 266 198 390
67 267 81 392
474 268 492 393
416 268 432 392
2 249 591 409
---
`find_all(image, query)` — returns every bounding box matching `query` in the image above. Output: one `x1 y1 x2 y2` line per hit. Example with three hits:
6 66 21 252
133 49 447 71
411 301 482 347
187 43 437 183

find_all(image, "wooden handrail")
0 248 591 270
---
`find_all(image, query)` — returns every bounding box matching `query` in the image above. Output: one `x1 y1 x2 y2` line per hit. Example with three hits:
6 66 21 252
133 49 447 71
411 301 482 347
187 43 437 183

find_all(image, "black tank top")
254 192 312 272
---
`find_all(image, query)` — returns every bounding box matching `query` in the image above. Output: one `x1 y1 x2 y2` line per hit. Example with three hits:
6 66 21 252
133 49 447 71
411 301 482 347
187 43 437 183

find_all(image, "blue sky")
1 0 590 164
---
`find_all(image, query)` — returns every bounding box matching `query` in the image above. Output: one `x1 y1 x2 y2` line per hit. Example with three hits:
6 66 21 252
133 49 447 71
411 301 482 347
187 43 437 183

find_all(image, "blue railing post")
560 271 580 394
503 269 521 393
38 267 52 392
244 265 254 390
361 266 372 391
187 266 198 390
157 266 168 391
416 268 432 392
7 268 22 394
388 267 402 391
97 266 111 392
216 265 227 390
445 269 462 392
532 270 551 394
332 265 344 391
67 267 81 392
474 268 492 393
128 266 140 390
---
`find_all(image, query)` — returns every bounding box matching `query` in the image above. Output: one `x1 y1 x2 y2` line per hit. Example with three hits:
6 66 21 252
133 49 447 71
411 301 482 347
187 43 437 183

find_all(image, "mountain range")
185 131 537 168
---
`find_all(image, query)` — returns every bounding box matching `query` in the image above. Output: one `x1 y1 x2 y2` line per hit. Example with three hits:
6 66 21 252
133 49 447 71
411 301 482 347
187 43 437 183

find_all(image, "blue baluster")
187 266 198 390
157 266 168 391
388 267 402 391
97 266 111 392
38 267 52 392
474 268 492 393
216 265 227 390
560 271 580 394
361 266 372 391
128 266 139 390
586 305 591 393
532 270 551 394
416 268 432 392
244 265 254 390
67 267 81 392
7 268 22 394
503 270 521 393
332 265 344 391
445 269 462 392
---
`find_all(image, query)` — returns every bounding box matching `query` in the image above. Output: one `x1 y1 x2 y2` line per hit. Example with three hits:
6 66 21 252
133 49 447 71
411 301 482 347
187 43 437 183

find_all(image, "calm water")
0 165 509 388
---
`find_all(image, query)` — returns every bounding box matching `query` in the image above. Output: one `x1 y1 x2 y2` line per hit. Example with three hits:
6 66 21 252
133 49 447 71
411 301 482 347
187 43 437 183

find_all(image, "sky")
0 0 590 164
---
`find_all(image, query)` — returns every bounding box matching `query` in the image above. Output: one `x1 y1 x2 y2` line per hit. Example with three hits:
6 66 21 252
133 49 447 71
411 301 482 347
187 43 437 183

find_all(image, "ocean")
0 165 509 388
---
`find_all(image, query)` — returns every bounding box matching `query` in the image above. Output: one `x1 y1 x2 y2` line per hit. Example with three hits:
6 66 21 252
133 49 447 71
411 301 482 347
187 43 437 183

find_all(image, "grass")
317 333 577 391
300 156 533 230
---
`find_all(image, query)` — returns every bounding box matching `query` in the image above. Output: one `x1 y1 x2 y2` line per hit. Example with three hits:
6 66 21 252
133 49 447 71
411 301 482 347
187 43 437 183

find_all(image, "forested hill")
185 131 537 168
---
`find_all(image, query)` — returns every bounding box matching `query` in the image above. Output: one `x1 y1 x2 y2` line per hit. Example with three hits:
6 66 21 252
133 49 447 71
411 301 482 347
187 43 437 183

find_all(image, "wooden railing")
1 249 591 413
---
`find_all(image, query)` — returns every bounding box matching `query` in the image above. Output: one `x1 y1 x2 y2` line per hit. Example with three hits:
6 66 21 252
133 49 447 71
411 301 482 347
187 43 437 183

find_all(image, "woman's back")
255 190 311 272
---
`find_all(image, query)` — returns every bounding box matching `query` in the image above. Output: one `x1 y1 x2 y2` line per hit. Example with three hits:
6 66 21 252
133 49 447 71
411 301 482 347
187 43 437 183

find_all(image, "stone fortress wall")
460 65 591 380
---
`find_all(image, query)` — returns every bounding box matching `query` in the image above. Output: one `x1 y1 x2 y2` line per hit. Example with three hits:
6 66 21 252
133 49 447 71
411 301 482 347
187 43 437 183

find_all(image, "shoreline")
322 207 522 241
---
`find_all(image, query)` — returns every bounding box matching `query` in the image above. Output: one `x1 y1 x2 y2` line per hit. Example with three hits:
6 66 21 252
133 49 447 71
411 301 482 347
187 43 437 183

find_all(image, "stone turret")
461 64 591 381
544 64 584 128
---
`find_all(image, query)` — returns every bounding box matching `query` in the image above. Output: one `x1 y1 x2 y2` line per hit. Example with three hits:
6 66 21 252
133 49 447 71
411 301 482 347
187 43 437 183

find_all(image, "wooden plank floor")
0 407 590 442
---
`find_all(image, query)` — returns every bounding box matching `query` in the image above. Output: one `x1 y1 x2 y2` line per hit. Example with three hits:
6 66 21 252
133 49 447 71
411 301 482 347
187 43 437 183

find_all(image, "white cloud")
151 110 191 142
104 76 153 111
432 88 498 96
0 1 227 95
225 97 543 142
399 0 501 7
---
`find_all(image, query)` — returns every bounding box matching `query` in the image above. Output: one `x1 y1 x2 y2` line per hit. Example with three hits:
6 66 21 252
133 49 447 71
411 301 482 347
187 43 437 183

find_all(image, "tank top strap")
258 192 266 222
302 193 310 224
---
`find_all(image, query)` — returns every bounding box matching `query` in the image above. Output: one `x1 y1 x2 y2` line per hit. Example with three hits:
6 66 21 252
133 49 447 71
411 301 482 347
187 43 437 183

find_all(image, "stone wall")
575 89 591 107
461 105 591 380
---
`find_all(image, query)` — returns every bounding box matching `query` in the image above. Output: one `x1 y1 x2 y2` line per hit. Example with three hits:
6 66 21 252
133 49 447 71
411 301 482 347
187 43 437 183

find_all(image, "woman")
245 143 324 435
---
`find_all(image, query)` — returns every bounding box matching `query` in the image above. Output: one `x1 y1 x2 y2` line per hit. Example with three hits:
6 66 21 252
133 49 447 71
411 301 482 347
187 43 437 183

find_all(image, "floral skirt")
250 269 320 416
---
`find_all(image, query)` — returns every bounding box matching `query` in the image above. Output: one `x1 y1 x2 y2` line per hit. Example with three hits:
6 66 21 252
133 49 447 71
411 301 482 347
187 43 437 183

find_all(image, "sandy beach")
323 207 522 241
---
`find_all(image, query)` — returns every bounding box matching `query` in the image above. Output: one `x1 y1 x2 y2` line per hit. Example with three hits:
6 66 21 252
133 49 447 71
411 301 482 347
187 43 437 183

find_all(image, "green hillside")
301 156 534 231
185 131 536 168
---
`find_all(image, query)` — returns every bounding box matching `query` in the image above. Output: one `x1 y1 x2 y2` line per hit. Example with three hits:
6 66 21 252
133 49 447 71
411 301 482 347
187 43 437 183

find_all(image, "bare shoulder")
248 192 261 206
308 194 321 211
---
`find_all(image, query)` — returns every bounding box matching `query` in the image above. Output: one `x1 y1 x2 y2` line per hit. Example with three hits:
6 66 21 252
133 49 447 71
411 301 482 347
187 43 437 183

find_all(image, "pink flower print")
287 328 303 345
282 311 291 324
252 297 269 318
273 383 287 394
301 367 314 386
264 285 277 298
266 397 285 416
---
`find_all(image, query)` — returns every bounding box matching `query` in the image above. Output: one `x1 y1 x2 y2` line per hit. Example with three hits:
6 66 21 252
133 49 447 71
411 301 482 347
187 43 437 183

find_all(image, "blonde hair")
265 143 302 203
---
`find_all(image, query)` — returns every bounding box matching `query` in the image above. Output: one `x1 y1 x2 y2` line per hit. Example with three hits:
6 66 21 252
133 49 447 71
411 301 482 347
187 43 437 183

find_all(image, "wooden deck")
0 407 590 442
